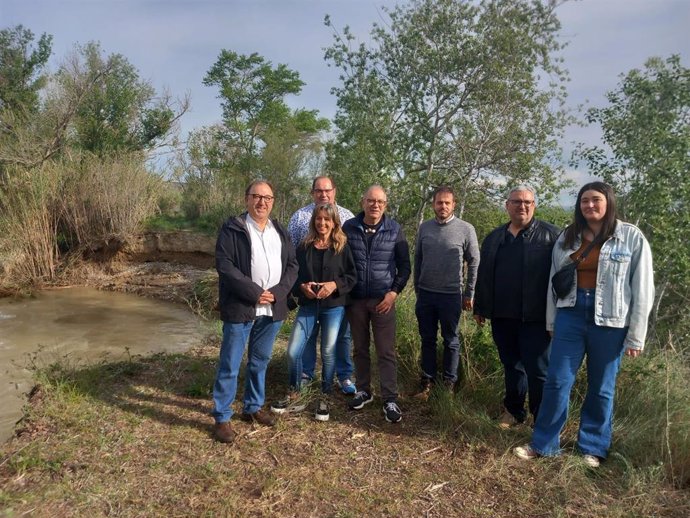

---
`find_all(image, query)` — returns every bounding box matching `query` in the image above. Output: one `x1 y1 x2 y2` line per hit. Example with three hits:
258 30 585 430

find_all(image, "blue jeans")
287 305 346 394
301 319 354 383
492 318 551 422
415 289 462 383
531 289 627 458
212 317 283 423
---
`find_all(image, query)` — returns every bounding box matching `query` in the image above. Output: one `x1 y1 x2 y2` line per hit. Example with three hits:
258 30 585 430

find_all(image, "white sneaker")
514 444 539 460
583 454 600 468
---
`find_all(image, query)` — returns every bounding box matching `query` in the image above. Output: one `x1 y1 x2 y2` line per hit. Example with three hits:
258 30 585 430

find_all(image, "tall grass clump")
0 163 61 286
59 153 161 254
0 152 161 289
613 340 690 488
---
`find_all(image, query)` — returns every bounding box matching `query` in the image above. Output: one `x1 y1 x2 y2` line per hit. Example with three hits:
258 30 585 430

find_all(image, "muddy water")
0 287 210 442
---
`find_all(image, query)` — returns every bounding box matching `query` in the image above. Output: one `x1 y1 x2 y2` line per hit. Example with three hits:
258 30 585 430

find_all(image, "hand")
300 283 317 299
625 348 642 358
473 314 485 327
462 297 474 311
315 281 337 300
375 291 397 314
258 290 275 305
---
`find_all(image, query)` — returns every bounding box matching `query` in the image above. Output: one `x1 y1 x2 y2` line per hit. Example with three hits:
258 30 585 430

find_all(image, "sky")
2 0 689 188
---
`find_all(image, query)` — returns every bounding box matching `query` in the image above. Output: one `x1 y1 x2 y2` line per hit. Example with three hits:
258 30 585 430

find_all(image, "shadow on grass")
24 337 511 449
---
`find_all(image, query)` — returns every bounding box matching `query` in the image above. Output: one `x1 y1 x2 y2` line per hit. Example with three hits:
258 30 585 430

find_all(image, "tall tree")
57 42 187 155
578 55 690 344
203 50 305 178
0 25 52 116
325 0 570 225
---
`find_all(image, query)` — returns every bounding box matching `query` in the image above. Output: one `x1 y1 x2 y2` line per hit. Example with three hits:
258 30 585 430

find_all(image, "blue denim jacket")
546 220 654 350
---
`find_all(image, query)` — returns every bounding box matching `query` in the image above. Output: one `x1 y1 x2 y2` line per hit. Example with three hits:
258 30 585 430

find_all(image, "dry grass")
1 339 688 518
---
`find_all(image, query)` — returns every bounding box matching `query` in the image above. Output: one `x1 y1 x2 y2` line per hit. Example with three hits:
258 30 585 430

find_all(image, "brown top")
571 238 602 289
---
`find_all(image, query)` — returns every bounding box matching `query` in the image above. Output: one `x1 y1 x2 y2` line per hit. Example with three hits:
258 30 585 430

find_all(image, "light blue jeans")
301 320 354 382
288 304 345 394
212 317 283 423
531 289 628 458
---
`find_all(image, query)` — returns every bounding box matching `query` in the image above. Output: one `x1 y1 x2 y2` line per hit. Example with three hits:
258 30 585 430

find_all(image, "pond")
0 287 211 442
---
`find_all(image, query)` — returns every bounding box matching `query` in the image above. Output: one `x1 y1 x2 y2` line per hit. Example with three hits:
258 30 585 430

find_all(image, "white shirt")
246 214 283 317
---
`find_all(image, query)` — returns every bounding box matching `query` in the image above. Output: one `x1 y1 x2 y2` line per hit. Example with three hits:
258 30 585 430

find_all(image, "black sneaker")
348 390 373 410
315 398 330 422
383 401 402 423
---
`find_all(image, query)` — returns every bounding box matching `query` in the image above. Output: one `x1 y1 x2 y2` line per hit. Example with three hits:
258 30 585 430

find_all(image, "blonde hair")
303 203 347 254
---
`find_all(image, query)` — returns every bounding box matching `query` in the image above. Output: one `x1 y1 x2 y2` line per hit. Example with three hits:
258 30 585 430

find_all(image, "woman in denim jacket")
514 181 654 467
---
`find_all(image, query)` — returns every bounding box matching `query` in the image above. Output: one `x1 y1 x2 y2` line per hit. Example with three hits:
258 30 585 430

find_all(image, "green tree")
325 0 571 226
203 50 305 178
0 25 52 115
57 42 187 155
179 51 329 225
578 55 690 347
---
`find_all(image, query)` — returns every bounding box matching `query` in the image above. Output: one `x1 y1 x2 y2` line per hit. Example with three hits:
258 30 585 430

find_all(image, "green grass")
144 214 221 235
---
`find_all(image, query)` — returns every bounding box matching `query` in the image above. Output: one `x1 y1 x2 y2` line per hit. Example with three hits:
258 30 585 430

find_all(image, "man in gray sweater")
413 185 479 398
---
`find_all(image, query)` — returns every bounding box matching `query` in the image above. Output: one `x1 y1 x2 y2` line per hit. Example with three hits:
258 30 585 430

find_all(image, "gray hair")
507 185 536 202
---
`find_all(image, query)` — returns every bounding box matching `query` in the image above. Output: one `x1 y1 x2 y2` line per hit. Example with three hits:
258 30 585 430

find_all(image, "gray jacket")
546 220 654 350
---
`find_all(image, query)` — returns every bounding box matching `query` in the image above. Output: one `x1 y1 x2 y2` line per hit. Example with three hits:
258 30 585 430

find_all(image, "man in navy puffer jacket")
343 185 411 423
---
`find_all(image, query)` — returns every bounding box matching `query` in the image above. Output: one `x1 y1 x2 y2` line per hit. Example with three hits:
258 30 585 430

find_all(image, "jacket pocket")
605 249 632 318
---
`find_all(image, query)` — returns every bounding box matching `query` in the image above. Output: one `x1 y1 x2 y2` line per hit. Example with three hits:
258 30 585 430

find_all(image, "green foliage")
179 51 329 224
0 25 52 115
577 55 690 349
58 42 184 155
324 0 572 227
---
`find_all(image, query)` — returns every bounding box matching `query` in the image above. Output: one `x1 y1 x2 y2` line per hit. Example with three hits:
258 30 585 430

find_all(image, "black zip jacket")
292 242 357 308
474 218 560 322
215 213 298 323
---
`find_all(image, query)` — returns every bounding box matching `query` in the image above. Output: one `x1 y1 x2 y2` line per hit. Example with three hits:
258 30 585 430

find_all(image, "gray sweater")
414 217 480 297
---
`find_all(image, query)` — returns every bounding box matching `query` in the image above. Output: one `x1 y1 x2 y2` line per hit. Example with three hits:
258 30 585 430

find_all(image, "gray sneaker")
270 392 307 414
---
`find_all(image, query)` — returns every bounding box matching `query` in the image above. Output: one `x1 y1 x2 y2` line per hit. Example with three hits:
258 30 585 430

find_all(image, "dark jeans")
415 289 462 383
491 318 551 422
346 297 398 402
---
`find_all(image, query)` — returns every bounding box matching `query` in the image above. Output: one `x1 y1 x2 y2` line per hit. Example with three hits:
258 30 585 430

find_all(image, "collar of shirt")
435 214 455 225
245 213 274 233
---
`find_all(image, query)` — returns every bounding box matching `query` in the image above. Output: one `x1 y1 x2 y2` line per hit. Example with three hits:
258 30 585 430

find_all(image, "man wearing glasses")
212 180 298 444
343 185 411 423
287 176 357 394
473 186 559 428
412 185 479 399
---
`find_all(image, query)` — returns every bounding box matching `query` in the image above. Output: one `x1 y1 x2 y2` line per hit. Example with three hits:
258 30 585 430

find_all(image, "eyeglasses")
366 198 387 206
313 188 334 195
508 200 534 207
248 193 275 203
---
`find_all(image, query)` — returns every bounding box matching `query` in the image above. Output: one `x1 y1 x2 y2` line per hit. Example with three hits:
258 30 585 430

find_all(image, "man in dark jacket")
474 186 559 428
212 180 298 444
343 185 411 423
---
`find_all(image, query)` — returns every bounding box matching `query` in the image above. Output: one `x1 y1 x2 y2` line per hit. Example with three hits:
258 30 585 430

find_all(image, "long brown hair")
302 203 347 254
563 181 618 249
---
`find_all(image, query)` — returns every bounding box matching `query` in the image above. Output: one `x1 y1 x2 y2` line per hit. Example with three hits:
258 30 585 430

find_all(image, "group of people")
210 176 655 469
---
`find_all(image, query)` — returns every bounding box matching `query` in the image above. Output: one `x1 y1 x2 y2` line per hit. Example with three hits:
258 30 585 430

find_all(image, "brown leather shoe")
411 378 433 401
214 421 237 444
240 408 276 427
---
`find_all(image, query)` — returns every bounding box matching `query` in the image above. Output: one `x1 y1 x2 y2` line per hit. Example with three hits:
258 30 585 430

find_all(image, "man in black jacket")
212 180 298 444
474 186 559 428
